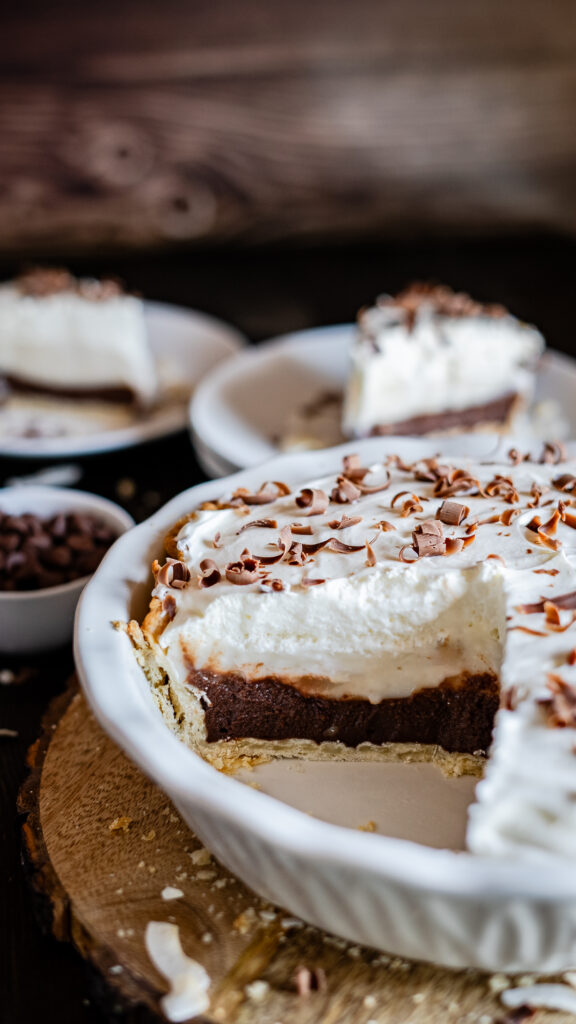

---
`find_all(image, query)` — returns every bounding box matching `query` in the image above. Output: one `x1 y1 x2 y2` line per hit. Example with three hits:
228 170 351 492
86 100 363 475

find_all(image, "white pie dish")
189 324 574 475
75 435 576 973
0 486 134 653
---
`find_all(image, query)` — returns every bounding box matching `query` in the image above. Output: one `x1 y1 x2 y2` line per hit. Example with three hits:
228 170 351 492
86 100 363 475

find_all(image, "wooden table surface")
1 238 575 1023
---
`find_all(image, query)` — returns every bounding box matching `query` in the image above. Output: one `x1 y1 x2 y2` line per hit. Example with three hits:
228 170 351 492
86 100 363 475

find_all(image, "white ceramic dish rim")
75 436 576 905
0 300 247 460
0 486 135 599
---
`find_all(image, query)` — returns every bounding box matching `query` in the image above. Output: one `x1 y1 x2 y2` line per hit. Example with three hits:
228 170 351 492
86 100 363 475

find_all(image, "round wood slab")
18 687 570 1023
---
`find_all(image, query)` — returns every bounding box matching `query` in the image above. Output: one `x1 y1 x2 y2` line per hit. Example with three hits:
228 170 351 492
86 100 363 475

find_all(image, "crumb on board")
109 816 132 833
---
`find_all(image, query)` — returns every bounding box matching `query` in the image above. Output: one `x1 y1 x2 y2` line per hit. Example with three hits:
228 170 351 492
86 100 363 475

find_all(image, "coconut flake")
501 983 576 1014
145 921 210 1022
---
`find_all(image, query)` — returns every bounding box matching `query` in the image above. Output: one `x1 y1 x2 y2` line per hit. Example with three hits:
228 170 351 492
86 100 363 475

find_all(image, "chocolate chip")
0 510 118 591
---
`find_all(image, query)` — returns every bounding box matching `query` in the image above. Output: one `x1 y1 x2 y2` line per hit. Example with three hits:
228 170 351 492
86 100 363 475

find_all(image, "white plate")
76 436 576 973
0 301 246 459
189 324 573 476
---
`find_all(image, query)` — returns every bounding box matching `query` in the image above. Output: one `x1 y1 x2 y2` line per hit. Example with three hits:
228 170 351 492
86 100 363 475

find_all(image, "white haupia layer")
0 280 157 404
342 297 544 436
144 447 576 860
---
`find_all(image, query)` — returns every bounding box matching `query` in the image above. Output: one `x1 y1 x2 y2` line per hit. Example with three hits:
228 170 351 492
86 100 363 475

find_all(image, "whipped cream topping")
0 274 157 404
150 442 576 860
342 284 544 436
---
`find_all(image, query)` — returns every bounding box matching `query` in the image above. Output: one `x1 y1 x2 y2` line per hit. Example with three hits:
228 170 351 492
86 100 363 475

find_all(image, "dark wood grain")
1 0 576 253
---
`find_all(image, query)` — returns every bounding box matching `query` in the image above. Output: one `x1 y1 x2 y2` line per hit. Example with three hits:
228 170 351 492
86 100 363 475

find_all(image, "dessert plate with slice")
76 434 576 973
190 284 571 475
0 277 246 459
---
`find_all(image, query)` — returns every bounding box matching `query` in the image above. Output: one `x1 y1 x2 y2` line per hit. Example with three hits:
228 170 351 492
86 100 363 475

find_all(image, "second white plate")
190 324 574 476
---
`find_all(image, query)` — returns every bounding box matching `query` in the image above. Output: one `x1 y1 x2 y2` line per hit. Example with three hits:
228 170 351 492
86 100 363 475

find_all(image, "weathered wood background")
1 0 576 254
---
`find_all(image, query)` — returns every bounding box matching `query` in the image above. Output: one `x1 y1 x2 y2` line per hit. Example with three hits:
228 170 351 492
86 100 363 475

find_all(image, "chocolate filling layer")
194 670 499 754
369 391 517 437
1 374 137 405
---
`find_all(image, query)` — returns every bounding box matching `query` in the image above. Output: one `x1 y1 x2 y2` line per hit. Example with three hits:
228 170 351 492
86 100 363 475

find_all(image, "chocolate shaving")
436 500 469 526
198 558 222 588
326 538 365 554
355 468 390 494
516 590 576 614
398 545 419 563
539 440 566 465
533 568 560 575
411 520 446 558
327 515 363 530
290 522 314 535
162 594 177 620
341 453 370 482
525 513 562 550
232 481 290 505
485 475 519 504
365 540 376 567
375 520 396 532
432 469 483 499
568 649 576 665
237 518 278 534
225 556 260 585
295 488 329 516
444 536 464 555
156 558 191 589
301 577 326 587
509 625 548 636
330 475 362 503
259 578 284 592
543 601 576 632
384 453 412 471
212 532 222 548
538 508 561 536
559 501 576 530
500 507 521 526
553 473 576 493
527 482 549 508
539 674 576 727
507 448 530 466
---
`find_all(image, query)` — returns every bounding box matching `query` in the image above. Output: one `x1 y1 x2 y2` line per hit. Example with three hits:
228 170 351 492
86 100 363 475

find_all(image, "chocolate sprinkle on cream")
295 488 329 516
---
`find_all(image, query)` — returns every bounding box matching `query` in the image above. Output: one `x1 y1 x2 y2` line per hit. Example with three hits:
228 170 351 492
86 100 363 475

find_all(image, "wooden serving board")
18 687 573 1023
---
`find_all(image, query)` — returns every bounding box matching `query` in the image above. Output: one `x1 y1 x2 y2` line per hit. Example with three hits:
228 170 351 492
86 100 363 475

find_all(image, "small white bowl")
0 486 134 653
76 436 576 974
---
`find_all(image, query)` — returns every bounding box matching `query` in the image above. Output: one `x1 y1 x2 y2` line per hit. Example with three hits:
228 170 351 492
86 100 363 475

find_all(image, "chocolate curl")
295 488 329 516
237 518 278 534
554 473 576 494
539 508 562 536
373 520 393 536
341 453 369 482
527 482 549 508
432 469 483 498
539 441 566 465
326 538 365 553
385 453 412 472
327 515 363 530
539 674 576 727
526 512 562 551
516 589 576 614
290 522 314 535
484 475 519 504
198 558 221 588
330 475 362 503
543 601 576 633
436 500 469 526
559 502 576 530
365 540 376 567
225 555 260 585
232 481 291 505
499 508 521 526
156 558 191 589
355 468 390 495
259 578 284 592
444 537 465 555
412 520 446 557
508 447 529 466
